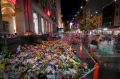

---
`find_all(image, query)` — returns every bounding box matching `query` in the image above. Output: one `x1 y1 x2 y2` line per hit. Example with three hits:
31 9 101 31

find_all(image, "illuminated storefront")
1 0 16 34
41 17 45 34
33 12 38 34
0 0 61 35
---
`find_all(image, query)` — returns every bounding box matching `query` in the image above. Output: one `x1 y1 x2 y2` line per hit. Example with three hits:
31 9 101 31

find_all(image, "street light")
73 18 75 20
91 14 93 17
80 6 83 9
77 11 80 14
70 22 73 30
95 11 98 14
75 14 77 17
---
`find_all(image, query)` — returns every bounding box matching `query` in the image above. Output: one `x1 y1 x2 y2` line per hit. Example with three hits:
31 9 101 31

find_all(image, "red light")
47 10 51 17
9 0 16 5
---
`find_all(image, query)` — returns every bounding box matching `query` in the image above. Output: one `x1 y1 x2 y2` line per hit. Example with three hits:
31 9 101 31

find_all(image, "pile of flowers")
0 40 84 79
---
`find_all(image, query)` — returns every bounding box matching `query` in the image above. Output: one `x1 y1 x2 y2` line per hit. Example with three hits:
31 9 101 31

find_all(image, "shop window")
33 13 39 34
41 18 44 34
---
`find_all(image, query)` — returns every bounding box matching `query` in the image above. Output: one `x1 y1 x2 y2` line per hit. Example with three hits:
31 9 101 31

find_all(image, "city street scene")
0 0 120 79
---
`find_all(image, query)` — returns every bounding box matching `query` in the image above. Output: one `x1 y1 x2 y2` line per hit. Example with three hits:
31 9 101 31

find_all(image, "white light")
70 22 73 29
81 6 83 9
95 11 98 14
77 11 80 14
75 14 77 17
114 0 117 2
13 17 16 33
33 13 39 34
86 0 88 2
103 28 108 30
70 22 73 26
90 32 92 35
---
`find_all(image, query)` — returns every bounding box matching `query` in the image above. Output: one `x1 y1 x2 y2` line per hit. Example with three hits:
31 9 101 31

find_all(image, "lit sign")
46 10 51 17
9 0 16 5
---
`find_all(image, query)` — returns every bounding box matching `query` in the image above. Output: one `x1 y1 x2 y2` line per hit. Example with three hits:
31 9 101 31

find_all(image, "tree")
80 20 95 30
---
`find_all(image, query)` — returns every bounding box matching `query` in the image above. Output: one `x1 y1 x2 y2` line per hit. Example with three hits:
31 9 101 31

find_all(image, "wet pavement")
71 43 120 79
99 65 120 79
61 33 120 79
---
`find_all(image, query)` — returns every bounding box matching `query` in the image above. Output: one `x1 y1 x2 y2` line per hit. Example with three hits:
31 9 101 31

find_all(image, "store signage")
9 0 16 5
47 10 51 17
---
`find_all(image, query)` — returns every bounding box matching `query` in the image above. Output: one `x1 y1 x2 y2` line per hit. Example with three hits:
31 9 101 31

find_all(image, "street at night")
0 0 120 79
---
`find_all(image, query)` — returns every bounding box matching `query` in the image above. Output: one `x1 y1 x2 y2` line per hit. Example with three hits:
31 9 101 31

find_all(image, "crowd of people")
84 33 118 55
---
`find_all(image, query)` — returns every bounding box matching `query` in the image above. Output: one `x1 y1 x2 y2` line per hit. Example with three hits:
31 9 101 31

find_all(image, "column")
26 0 34 33
23 0 34 33
51 24 53 33
38 15 42 34
46 21 48 33
44 19 46 34
0 0 3 32
15 0 26 35
41 17 44 34
9 16 16 34
33 12 38 34
48 22 50 33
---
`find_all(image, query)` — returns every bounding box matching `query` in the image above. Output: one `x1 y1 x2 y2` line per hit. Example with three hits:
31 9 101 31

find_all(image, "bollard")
93 63 99 79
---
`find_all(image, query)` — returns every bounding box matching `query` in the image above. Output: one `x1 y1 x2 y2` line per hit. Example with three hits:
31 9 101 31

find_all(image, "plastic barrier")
63 33 100 79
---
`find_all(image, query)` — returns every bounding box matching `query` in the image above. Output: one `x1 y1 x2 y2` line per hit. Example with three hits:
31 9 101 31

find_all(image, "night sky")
61 0 113 21
61 0 85 21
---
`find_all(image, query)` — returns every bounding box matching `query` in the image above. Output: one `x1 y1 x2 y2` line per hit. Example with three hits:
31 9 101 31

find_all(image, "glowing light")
103 28 108 30
62 23 64 28
95 11 98 14
75 14 77 17
80 6 83 9
47 10 51 17
77 11 80 14
9 0 16 5
70 22 73 29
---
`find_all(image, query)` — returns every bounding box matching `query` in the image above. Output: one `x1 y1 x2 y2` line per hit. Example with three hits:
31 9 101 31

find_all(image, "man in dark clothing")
91 40 98 46
90 39 98 49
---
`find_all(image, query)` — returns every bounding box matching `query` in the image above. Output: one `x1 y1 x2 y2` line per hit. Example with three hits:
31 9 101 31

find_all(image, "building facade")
102 1 115 28
114 0 120 27
0 0 61 35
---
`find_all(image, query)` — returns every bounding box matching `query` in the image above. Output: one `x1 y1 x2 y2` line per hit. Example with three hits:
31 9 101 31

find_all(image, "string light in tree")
73 18 75 20
75 14 77 17
77 11 80 14
95 11 98 14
